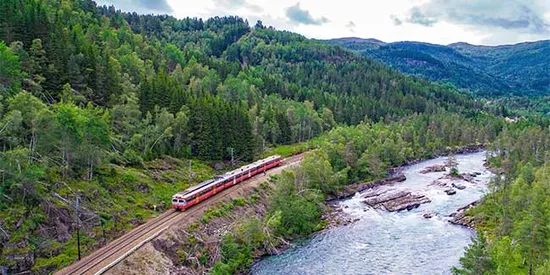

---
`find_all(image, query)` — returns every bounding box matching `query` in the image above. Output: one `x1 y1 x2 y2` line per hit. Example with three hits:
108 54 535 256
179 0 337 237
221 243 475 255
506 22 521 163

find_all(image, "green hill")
325 38 550 96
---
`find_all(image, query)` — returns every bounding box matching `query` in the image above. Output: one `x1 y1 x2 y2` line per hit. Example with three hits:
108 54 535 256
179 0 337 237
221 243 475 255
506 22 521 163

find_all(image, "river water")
252 151 493 275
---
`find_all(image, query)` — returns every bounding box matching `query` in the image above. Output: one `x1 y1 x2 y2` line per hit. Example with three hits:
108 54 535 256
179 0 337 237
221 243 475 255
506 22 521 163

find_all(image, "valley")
0 0 549 274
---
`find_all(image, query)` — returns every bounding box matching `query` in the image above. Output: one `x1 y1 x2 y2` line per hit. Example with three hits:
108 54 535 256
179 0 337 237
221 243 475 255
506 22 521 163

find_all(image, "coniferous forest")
0 0 549 274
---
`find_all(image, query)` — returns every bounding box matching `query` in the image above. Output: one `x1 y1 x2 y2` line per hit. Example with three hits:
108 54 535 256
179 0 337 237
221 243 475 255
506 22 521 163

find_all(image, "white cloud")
100 0 550 45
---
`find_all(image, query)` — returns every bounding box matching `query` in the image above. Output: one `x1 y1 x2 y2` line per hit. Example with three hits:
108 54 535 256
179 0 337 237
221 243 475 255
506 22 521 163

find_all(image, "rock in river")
364 190 410 206
445 189 456 195
420 164 446 174
451 183 466 190
328 174 407 200
382 194 431 212
422 211 435 219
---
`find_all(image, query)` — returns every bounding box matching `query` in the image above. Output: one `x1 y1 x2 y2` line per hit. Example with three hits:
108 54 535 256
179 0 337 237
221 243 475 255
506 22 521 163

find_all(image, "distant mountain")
325 38 550 96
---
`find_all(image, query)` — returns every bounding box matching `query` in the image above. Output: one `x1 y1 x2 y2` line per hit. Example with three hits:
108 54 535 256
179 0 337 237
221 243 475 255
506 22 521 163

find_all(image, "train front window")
179 200 187 205
172 199 178 203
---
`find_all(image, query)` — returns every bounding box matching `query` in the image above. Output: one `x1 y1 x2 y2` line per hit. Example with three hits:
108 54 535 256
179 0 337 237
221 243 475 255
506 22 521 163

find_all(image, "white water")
252 151 493 275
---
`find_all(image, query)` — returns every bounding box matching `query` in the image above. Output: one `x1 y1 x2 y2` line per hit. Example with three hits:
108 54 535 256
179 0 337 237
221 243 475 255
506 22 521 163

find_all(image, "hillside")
0 0 487 273
325 38 550 96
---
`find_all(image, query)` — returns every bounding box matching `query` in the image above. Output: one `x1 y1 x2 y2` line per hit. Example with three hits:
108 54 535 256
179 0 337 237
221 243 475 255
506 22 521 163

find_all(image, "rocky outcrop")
327 173 406 200
382 194 431 212
449 211 474 227
364 191 410 206
420 165 446 174
448 200 480 228
323 204 360 228
360 188 388 199
429 180 449 188
363 190 431 212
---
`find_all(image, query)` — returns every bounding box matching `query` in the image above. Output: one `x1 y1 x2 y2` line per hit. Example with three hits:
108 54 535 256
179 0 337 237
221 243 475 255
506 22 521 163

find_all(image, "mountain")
325 38 550 96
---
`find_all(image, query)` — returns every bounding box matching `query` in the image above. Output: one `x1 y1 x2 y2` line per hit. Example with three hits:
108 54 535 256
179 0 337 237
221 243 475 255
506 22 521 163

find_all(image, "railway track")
56 154 303 275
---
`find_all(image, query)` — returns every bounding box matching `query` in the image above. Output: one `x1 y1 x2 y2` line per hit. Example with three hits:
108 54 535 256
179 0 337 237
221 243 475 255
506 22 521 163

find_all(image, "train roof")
173 155 281 199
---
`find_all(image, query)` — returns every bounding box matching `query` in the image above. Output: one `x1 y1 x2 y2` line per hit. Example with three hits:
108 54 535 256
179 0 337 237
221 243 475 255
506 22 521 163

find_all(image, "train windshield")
172 199 178 203
179 200 187 205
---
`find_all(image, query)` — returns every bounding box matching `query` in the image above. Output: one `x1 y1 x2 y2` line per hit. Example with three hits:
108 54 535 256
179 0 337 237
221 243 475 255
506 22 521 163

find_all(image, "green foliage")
232 197 247 207
270 170 324 237
201 199 249 224
455 123 550 273
0 41 23 96
211 234 253 275
452 231 495 275
327 38 550 97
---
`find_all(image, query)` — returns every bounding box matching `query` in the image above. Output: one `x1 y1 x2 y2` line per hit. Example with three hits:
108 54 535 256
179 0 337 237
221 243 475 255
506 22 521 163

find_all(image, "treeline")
212 111 505 273
453 123 550 274
0 0 482 206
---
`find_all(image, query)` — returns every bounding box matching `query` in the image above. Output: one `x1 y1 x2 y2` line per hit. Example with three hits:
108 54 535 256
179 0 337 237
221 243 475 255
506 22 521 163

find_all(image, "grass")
21 156 217 272
7 147 302 272
261 136 322 158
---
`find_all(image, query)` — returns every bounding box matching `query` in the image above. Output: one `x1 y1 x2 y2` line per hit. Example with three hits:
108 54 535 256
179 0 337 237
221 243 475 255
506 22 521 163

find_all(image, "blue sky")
96 0 550 45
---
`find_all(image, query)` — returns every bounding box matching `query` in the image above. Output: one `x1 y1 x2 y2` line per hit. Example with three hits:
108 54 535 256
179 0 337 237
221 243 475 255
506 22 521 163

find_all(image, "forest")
0 0 548 274
327 38 550 97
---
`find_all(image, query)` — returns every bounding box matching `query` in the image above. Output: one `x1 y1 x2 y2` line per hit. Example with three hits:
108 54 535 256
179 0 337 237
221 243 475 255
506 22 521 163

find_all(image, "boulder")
422 211 435 219
449 211 475 228
364 190 410 206
445 189 456 195
212 162 224 170
329 173 407 200
451 183 466 190
429 180 448 188
462 174 474 182
382 194 431 212
420 165 446 174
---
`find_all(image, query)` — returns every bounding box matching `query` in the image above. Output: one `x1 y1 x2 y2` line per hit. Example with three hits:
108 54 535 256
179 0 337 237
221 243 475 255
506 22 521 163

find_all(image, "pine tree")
447 152 459 176
452 231 495 275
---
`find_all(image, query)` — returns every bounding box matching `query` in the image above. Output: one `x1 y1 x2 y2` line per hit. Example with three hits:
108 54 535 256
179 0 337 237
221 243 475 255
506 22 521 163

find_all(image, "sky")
96 0 550 46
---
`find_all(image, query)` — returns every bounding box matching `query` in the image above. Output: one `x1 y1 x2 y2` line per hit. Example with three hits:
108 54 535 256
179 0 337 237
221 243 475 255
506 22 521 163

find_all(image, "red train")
171 155 283 210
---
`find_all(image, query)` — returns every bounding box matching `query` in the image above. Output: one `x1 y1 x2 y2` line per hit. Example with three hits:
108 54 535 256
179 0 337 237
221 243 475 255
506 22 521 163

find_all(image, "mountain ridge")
325 37 550 96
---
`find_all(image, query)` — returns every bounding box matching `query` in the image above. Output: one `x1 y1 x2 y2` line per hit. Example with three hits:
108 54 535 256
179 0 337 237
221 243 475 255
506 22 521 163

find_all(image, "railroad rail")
55 154 303 275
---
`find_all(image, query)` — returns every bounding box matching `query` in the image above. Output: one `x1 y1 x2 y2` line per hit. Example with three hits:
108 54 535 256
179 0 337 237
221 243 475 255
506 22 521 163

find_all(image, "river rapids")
252 151 493 275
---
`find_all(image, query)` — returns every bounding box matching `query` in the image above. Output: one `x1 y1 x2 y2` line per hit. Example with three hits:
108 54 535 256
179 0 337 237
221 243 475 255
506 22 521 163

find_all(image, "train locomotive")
171 155 282 210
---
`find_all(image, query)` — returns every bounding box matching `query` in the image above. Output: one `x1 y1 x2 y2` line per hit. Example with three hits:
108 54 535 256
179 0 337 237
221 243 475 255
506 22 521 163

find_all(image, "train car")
172 155 283 210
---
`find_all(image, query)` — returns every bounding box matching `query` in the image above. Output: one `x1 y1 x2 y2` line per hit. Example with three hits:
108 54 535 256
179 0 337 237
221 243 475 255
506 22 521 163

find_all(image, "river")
252 151 493 275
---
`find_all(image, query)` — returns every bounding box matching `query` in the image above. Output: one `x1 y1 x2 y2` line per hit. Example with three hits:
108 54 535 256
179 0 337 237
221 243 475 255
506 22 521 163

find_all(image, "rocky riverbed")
252 151 493 275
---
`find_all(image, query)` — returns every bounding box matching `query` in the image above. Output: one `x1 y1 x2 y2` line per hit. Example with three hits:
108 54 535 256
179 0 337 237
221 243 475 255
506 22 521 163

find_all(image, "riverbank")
106 147 490 274
327 144 485 201
252 151 493 274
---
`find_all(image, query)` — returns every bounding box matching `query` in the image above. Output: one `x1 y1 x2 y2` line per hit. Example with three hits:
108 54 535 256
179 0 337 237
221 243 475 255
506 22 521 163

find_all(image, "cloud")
136 0 172 13
285 3 330 25
406 7 437 26
212 0 263 13
404 0 550 35
346 21 356 33
96 0 172 14
390 14 403 26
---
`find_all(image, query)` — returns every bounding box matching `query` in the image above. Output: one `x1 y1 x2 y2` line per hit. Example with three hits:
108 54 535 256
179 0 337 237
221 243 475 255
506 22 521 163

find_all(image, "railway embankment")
100 154 304 274
106 147 488 274
106 167 290 274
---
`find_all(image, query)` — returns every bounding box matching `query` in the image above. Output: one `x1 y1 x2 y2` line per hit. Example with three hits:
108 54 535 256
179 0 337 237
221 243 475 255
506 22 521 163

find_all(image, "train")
171 155 283 210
